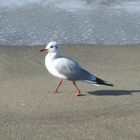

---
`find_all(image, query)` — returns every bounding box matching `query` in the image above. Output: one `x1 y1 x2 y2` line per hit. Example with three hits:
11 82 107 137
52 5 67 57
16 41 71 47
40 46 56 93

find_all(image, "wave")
0 0 140 45
0 0 139 7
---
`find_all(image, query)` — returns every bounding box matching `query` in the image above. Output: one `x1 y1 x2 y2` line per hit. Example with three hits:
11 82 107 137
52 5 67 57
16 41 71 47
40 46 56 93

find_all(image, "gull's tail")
95 77 113 86
83 77 113 87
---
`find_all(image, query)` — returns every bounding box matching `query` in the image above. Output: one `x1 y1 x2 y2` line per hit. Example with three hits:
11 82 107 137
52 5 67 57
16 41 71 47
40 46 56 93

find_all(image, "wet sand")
0 44 140 140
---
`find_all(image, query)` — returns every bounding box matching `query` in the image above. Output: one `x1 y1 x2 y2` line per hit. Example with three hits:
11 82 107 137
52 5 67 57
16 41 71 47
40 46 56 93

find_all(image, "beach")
0 44 140 139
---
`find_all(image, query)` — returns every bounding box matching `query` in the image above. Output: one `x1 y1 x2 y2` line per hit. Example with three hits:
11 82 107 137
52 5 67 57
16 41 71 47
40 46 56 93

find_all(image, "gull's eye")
50 46 53 48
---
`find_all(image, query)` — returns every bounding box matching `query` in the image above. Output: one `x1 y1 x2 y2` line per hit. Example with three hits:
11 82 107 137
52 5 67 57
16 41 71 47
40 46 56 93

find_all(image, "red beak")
40 48 48 52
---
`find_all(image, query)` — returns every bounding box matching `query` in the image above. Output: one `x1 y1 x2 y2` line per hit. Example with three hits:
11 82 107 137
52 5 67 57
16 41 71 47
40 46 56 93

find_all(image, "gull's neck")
46 50 62 61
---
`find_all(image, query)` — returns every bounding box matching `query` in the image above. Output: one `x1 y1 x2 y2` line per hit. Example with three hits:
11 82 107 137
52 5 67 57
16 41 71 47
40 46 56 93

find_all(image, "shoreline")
1 43 140 47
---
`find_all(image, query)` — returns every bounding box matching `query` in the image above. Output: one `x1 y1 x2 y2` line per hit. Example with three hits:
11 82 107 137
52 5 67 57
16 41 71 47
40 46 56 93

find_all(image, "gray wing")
53 57 94 81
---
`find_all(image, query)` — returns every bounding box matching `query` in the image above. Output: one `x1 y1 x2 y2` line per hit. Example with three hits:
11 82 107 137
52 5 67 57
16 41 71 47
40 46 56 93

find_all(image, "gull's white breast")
45 54 67 79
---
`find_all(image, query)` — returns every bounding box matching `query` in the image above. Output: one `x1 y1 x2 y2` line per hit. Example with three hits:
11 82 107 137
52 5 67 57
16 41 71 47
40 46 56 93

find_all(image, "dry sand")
0 44 140 140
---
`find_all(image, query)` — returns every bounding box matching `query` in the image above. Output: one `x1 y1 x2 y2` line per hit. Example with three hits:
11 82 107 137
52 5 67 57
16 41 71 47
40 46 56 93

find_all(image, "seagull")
40 41 113 96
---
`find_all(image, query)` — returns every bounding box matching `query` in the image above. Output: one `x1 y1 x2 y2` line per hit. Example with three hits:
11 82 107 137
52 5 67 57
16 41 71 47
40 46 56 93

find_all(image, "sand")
0 44 140 140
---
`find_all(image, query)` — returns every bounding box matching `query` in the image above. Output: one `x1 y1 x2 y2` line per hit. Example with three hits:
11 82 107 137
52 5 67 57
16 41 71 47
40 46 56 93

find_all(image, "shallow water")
0 0 140 45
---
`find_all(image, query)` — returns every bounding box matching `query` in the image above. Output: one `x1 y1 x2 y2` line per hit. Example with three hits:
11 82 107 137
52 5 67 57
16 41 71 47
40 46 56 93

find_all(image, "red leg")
72 81 81 96
51 80 63 94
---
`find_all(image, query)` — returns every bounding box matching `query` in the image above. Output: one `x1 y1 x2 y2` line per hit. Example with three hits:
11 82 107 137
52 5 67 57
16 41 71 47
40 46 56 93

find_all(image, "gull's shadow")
87 90 140 96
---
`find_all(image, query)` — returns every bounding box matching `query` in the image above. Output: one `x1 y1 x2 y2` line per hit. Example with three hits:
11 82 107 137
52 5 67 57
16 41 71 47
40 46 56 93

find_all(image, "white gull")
40 41 113 96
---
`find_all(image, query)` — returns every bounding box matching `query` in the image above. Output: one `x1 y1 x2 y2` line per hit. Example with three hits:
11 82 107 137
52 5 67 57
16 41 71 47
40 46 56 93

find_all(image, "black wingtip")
96 77 114 87
106 83 114 87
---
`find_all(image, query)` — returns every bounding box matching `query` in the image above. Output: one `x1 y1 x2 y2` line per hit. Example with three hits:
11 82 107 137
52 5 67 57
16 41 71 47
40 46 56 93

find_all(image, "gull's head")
40 41 59 53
